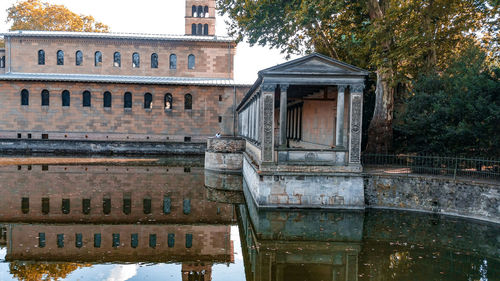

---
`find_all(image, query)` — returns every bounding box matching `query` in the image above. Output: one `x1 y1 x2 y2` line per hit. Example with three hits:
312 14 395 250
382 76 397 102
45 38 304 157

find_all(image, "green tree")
7 0 109 32
216 0 498 153
395 45 500 157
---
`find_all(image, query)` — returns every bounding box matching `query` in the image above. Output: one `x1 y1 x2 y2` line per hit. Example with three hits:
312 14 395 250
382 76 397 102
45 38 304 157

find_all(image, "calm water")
0 158 498 281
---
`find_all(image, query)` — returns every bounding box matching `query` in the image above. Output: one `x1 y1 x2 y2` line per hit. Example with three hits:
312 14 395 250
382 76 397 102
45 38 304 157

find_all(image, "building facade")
0 0 248 149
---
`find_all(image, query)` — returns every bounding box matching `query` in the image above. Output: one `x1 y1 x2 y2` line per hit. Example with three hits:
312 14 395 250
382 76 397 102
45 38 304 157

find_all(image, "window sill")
104 107 112 111
164 108 172 112
145 108 152 112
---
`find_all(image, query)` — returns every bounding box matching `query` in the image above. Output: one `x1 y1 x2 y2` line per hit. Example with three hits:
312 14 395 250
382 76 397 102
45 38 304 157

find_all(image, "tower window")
21 89 29 106
204 24 209 35
185 94 192 110
169 54 177 69
75 50 83 66
57 50 64 65
188 54 195 70
151 53 158 68
164 93 172 110
82 90 91 107
103 91 112 108
197 5 203 17
191 24 197 35
144 93 152 109
114 52 121 67
124 92 132 108
132 52 140 68
95 51 102 67
41 90 49 106
204 6 209 17
38 50 45 65
192 5 197 17
62 90 70 107
197 23 203 35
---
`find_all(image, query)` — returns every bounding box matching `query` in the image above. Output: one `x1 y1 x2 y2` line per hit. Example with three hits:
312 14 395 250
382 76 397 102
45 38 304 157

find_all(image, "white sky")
0 0 298 84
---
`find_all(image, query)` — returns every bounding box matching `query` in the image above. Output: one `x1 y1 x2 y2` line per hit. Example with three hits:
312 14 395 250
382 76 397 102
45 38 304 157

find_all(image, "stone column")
261 83 276 163
279 84 289 147
335 85 347 148
349 84 364 164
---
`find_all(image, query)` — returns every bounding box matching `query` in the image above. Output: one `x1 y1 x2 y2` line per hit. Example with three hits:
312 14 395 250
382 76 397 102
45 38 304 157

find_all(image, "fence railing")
361 154 500 180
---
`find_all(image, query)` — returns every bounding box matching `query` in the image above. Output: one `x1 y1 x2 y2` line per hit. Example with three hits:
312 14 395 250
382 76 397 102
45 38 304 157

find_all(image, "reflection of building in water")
0 165 234 224
238 189 364 281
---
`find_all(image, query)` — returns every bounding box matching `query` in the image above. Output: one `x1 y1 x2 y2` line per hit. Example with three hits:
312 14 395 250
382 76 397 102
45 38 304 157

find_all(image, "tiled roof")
0 72 250 87
0 30 234 43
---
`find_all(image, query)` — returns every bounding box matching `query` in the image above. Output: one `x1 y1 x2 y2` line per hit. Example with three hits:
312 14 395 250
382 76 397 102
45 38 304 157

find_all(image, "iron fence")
362 154 500 180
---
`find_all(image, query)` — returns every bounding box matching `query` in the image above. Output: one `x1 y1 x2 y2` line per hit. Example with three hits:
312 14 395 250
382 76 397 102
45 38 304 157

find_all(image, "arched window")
184 94 192 110
82 91 91 107
57 50 64 65
75 50 83 66
197 6 203 17
203 24 209 35
204 6 209 17
114 52 121 67
124 92 132 108
21 89 29 106
191 24 197 35
151 53 158 68
62 90 70 107
144 93 152 109
169 54 177 69
103 91 112 108
197 24 203 35
132 53 140 68
192 5 197 17
188 54 195 70
95 51 102 67
38 50 45 65
41 90 49 106
164 93 172 110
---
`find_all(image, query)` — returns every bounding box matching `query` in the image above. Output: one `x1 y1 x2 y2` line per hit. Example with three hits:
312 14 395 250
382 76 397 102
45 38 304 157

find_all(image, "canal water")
0 157 498 281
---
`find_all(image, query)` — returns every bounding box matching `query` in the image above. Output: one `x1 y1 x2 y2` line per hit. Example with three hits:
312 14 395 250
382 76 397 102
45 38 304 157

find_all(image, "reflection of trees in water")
9 262 90 281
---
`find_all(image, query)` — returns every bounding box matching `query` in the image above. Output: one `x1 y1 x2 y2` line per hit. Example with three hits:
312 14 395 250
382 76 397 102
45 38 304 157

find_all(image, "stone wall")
364 173 500 224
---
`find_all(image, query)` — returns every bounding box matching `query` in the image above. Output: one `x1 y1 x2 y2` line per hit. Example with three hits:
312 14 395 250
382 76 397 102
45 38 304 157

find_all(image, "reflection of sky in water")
212 226 245 281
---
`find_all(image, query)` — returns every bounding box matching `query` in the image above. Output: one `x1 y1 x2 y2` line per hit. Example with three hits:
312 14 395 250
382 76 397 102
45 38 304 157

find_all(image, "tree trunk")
365 67 394 153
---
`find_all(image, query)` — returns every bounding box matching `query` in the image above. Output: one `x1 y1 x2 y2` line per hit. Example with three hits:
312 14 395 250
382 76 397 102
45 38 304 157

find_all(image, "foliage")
10 262 90 281
7 0 109 32
395 46 500 157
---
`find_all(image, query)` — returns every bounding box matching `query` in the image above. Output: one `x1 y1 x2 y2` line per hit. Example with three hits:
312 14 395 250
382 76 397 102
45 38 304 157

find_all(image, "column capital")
261 83 276 92
350 83 365 93
279 84 290 91
337 84 348 92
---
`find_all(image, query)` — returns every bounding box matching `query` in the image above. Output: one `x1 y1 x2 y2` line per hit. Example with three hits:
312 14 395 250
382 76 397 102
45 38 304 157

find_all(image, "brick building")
0 0 248 150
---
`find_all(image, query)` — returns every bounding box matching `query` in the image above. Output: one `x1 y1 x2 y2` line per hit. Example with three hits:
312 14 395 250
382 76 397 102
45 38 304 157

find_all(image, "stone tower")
185 0 216 36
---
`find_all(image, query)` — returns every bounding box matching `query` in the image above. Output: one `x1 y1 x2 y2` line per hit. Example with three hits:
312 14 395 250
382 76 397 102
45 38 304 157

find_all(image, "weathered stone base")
204 137 245 172
0 139 205 155
243 155 365 209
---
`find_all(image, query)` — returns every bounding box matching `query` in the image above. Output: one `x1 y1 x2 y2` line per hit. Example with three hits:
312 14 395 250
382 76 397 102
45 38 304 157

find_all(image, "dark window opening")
38 50 45 65
183 198 191 215
184 136 191 142
168 233 175 247
75 50 83 66
41 134 48 140
42 165 48 171
114 52 121 67
151 53 158 68
197 23 203 35
184 167 191 173
163 196 171 214
192 5 197 17
62 198 70 214
124 92 132 108
41 90 49 106
131 233 138 248
184 94 192 110
0 56 5 68
95 51 102 67
144 93 152 109
57 50 64 65
17 133 21 139
38 233 46 248
204 24 209 35
185 233 193 248
164 93 172 110
143 198 152 214
21 197 29 214
218 116 222 123
169 54 177 69
204 6 209 16
218 95 222 101
82 199 91 214
132 52 140 68
75 233 83 248
103 197 111 214
197 5 203 17
123 196 131 215
21 89 29 106
188 54 195 69
112 233 120 247
94 233 101 248
28 134 32 139
62 90 70 107
83 91 91 107
103 91 112 108
191 24 197 35
57 234 64 248
149 234 157 248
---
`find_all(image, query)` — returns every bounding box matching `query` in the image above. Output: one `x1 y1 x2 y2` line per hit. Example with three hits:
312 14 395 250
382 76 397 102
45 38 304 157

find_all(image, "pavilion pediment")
260 53 369 77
